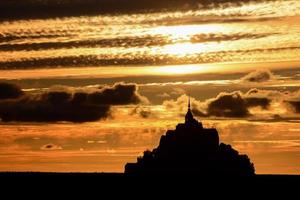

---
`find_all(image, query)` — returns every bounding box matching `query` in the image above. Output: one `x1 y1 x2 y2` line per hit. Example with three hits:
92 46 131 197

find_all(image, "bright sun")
152 24 225 41
151 24 226 57
161 42 207 56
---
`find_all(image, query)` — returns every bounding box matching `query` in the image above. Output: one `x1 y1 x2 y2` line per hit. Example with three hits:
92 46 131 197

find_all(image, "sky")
0 0 299 174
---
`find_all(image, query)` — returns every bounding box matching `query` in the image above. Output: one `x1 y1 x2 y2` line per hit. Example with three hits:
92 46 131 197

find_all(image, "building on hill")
125 98 255 176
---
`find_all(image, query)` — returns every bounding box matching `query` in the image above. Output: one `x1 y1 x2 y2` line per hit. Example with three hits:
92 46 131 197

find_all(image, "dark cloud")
196 91 271 118
88 83 147 105
40 143 62 150
0 93 110 122
0 82 147 122
245 97 271 109
0 0 262 20
0 36 170 51
0 83 24 100
165 89 274 118
288 101 300 113
165 87 300 120
206 92 250 117
0 55 172 69
0 33 69 44
241 69 275 82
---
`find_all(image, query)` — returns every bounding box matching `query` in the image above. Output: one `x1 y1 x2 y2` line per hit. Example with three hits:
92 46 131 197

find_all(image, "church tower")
185 97 197 124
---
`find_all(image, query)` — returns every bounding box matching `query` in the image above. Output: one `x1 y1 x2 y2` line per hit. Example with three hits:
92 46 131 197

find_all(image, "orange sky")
0 0 299 174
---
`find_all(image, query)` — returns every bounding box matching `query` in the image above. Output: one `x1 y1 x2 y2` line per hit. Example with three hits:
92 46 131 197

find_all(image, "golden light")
153 65 206 75
150 24 227 57
152 24 226 41
161 42 207 56
2 61 300 79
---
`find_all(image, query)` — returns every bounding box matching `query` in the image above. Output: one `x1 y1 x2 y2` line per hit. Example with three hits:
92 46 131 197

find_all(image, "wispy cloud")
1 1 299 69
0 0 283 20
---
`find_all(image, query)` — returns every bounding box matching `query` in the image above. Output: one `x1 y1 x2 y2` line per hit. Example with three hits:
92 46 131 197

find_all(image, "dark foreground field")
1 172 299 198
1 172 299 190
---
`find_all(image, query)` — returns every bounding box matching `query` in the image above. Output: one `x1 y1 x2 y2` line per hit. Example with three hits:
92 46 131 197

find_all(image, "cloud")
0 55 170 69
0 92 110 123
205 91 271 117
164 92 270 118
0 33 274 52
0 82 147 122
3 46 299 70
130 106 153 118
40 143 62 150
191 33 274 44
164 88 300 119
241 69 275 83
206 92 250 117
288 101 300 113
88 83 148 105
0 83 24 100
0 36 170 51
0 0 262 20
244 97 271 109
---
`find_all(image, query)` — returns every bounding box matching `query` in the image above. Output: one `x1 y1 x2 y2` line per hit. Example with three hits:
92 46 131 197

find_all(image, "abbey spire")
185 97 196 124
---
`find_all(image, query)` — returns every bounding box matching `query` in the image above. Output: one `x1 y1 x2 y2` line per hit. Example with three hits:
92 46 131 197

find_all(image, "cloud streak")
0 33 275 51
0 0 267 20
2 46 300 69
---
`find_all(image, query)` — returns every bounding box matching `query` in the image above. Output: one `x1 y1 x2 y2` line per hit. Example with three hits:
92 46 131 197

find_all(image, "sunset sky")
0 0 299 174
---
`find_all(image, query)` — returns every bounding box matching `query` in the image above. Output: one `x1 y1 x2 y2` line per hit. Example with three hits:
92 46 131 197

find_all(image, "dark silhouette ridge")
125 98 255 176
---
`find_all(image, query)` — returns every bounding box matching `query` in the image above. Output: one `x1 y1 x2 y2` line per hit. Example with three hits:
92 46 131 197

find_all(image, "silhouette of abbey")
125 98 255 176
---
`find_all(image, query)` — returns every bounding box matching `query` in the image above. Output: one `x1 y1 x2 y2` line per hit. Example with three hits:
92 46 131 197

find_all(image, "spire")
184 97 202 127
185 96 195 124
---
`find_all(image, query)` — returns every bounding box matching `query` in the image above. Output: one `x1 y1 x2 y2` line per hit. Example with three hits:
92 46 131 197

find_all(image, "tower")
185 97 197 124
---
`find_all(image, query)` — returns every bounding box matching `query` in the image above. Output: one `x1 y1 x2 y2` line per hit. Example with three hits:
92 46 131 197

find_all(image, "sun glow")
1 61 299 79
152 24 226 41
153 65 206 75
151 24 227 57
161 42 208 56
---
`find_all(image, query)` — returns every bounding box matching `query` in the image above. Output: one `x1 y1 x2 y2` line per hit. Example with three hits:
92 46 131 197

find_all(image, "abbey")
125 99 255 176
168 98 220 151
